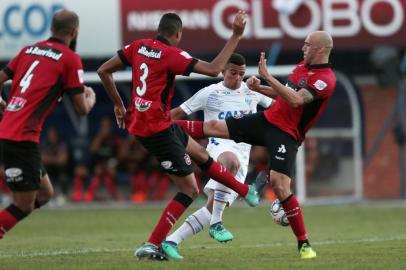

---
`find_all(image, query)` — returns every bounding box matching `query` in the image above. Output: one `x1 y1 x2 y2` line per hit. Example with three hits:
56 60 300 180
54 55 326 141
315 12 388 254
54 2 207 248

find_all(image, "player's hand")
232 10 247 37
114 105 126 129
246 76 261 91
84 86 96 108
258 52 270 80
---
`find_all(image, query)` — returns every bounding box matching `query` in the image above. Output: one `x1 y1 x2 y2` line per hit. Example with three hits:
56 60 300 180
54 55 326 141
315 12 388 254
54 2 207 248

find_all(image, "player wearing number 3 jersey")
0 9 95 240
98 12 266 261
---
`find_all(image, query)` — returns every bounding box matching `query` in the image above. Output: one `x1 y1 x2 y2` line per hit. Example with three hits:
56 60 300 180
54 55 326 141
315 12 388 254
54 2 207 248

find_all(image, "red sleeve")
166 48 197 76
305 72 336 100
62 53 84 95
117 41 136 67
3 48 25 79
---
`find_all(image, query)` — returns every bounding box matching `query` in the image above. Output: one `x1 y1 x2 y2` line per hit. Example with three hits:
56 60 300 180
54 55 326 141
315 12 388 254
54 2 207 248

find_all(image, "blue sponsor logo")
218 110 253 120
0 3 64 38
209 138 219 145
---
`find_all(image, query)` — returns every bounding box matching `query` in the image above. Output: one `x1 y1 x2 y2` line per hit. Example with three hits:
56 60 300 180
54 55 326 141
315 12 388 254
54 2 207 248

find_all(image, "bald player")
0 9 95 240
175 31 336 259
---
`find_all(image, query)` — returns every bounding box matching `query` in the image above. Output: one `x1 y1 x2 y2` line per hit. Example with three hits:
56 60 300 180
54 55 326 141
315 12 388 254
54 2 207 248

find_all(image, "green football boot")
161 241 184 260
209 222 234 243
244 171 269 207
134 242 167 261
299 243 317 259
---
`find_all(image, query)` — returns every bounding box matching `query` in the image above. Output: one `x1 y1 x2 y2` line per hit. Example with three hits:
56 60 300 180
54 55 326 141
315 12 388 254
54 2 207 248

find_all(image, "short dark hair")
228 53 246 66
158 13 182 36
51 9 79 35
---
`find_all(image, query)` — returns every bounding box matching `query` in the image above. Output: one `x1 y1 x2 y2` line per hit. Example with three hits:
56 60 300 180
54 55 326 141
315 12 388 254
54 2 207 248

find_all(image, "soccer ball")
270 199 290 227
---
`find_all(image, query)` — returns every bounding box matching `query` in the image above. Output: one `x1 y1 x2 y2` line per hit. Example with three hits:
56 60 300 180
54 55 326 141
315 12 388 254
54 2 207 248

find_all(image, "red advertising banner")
120 0 406 53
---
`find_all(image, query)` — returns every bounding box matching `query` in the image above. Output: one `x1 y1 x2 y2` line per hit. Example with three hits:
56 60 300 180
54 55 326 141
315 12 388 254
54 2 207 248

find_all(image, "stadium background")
0 0 405 204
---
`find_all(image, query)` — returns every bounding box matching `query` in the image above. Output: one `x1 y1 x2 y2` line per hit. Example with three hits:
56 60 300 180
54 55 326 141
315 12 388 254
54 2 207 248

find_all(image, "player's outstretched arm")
97 55 127 128
192 10 247 77
258 52 313 107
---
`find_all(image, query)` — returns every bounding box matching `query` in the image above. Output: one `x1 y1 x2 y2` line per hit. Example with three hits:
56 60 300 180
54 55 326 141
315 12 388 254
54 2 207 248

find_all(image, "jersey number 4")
19 60 40 94
136 62 148 96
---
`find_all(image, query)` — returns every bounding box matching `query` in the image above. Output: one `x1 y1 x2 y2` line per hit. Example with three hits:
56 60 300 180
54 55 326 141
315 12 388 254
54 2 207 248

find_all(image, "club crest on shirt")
313 80 327 91
6 96 27 112
298 78 307 87
134 97 152 112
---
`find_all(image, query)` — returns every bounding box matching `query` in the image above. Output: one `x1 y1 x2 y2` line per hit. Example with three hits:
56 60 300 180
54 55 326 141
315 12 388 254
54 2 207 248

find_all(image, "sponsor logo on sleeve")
77 69 84 84
180 51 192 59
313 80 327 91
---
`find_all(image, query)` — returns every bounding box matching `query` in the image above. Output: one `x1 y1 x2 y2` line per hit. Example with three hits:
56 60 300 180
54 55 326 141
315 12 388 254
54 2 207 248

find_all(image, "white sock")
210 190 229 225
166 206 211 245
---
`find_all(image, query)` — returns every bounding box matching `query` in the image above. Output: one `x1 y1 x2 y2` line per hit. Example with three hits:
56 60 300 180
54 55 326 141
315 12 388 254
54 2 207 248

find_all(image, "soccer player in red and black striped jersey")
177 31 336 259
98 11 266 260
0 9 95 240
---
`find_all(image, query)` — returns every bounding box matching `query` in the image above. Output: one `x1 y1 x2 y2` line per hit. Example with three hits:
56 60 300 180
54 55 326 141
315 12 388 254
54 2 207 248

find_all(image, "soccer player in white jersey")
161 53 273 260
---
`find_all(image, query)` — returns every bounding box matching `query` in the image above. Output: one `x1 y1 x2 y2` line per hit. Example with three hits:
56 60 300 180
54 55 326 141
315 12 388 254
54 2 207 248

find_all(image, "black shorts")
0 139 47 191
136 124 193 177
226 112 299 177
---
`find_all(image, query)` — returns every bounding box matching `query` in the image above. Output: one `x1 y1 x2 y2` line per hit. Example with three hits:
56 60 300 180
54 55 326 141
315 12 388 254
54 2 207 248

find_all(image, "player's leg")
208 151 239 242
270 170 316 259
0 140 42 239
264 124 316 259
173 119 231 140
137 173 198 260
134 126 197 260
185 137 260 206
34 171 54 208
0 190 34 239
163 190 213 260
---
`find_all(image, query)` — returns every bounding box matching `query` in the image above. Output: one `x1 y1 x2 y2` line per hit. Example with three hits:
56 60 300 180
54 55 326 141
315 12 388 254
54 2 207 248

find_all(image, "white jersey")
180 81 273 203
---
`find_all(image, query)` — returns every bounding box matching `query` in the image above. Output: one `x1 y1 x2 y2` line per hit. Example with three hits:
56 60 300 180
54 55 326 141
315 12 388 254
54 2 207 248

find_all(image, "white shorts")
204 138 250 205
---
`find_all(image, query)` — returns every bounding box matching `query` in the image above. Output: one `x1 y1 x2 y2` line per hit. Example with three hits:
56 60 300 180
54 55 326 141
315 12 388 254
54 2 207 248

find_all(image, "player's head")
222 53 246 90
302 31 333 65
158 13 183 46
51 9 79 51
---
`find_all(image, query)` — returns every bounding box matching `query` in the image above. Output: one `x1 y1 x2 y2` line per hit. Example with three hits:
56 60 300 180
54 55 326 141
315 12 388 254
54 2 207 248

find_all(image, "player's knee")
218 152 240 175
179 185 199 199
270 173 290 198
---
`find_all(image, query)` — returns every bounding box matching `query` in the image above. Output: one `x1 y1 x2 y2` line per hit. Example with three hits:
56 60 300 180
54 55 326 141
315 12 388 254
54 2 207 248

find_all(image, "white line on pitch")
0 235 405 258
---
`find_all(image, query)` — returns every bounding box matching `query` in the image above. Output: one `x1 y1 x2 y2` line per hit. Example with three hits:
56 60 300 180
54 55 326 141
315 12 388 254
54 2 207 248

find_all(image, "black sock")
298 239 310 250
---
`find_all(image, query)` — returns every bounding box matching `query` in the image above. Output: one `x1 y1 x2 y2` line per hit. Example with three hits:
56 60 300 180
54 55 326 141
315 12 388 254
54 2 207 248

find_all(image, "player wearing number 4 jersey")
98 11 266 261
0 9 95 240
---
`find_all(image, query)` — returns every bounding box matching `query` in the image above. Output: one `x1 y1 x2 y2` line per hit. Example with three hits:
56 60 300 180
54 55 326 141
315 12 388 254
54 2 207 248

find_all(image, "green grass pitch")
1 202 406 270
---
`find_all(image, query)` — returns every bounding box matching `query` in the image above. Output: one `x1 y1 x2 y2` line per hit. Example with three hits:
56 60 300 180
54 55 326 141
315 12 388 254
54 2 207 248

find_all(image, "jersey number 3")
136 62 148 96
20 60 40 94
